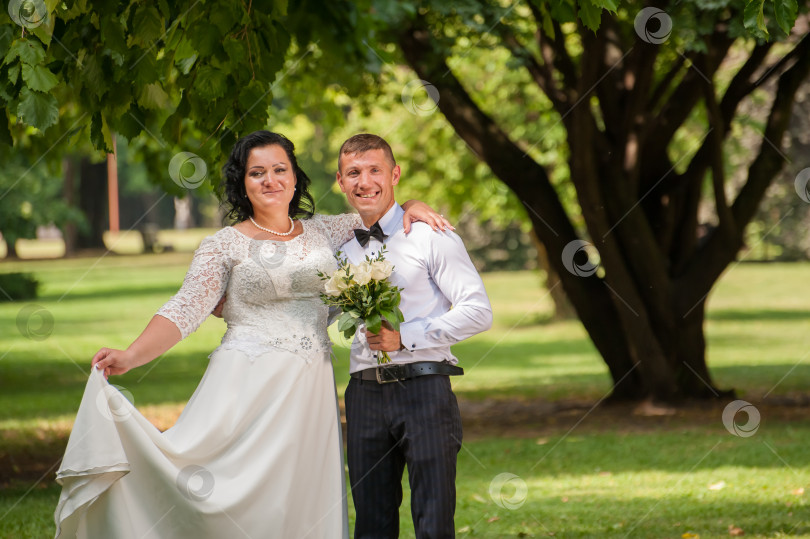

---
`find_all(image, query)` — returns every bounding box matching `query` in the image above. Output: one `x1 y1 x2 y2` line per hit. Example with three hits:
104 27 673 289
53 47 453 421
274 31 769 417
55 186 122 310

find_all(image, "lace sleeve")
314 213 363 252
155 232 232 339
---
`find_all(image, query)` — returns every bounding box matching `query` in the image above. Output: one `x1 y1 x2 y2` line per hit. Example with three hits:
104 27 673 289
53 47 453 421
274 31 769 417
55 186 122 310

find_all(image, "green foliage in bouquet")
318 246 404 363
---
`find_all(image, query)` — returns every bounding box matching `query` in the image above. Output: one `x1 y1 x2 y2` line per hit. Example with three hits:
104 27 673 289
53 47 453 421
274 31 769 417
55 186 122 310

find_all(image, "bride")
53 130 449 538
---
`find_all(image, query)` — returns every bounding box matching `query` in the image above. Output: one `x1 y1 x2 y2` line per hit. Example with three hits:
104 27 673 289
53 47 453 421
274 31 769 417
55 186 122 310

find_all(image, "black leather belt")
351 361 464 384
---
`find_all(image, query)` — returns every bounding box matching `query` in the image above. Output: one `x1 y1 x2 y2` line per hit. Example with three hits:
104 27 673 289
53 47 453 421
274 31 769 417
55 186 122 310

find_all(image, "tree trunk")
530 231 576 320
62 157 77 256
76 158 107 250
5 238 18 258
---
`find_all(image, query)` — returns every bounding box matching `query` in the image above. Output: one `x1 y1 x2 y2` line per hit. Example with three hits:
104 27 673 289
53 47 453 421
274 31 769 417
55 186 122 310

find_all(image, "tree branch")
700 54 736 238
593 17 628 143
664 42 773 198
748 35 806 92
525 1 578 92
642 32 734 167
497 25 569 114
648 54 686 113
681 35 810 304
547 19 578 92
719 42 774 122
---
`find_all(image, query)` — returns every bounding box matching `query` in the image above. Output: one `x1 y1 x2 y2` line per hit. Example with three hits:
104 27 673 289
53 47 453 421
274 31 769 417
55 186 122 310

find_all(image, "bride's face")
244 144 296 215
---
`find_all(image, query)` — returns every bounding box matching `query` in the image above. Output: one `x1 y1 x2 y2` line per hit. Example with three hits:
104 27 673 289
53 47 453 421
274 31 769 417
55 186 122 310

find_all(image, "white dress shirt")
341 204 493 374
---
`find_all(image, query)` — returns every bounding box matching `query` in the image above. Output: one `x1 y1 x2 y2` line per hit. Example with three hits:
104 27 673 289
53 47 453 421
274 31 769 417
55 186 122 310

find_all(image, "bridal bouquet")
318 246 404 364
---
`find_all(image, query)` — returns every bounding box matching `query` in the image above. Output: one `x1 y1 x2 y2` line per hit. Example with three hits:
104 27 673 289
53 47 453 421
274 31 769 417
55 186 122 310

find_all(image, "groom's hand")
366 324 403 352
211 294 227 318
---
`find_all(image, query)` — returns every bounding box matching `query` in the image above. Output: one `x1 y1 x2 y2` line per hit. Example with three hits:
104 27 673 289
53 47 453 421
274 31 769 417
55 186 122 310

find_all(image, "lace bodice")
156 213 361 360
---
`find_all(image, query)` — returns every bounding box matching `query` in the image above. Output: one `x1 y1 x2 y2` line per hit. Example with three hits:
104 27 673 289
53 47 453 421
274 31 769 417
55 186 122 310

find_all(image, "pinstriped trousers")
345 374 463 539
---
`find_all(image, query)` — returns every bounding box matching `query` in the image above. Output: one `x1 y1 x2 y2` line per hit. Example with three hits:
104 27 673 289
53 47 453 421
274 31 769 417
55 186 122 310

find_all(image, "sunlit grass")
1 247 809 538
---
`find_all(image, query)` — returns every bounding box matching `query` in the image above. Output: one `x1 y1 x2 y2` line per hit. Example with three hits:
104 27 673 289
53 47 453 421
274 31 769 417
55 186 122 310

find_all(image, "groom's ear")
336 171 347 193
391 164 401 186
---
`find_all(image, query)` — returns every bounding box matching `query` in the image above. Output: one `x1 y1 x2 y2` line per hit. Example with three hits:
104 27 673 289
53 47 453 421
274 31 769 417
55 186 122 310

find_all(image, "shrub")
0 273 39 301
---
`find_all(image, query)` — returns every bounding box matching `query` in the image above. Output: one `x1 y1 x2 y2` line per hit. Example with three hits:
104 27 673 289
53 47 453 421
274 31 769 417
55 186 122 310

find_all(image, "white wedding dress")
54 213 361 539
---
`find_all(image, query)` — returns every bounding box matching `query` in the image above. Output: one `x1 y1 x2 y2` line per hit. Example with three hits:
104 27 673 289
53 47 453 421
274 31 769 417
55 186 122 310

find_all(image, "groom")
336 134 493 538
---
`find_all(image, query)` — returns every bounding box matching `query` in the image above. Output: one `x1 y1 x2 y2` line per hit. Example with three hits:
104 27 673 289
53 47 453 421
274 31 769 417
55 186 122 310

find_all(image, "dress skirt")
54 346 349 538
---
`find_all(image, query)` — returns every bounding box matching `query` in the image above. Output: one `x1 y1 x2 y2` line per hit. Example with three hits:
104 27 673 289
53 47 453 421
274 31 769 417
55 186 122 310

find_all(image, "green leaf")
0 108 11 146
176 54 197 75
161 108 183 144
129 5 164 48
590 0 618 12
194 65 228 101
100 14 129 65
577 1 603 32
341 327 357 340
774 0 798 35
224 38 248 66
218 126 238 158
380 309 401 331
21 63 59 92
4 39 46 66
81 53 110 98
16 87 58 130
0 79 13 103
337 312 357 332
0 26 12 57
542 0 577 24
174 35 197 62
133 51 159 85
157 0 171 19
252 21 288 81
137 82 170 109
187 20 222 58
537 2 555 39
366 312 382 335
238 79 271 113
209 0 242 34
743 0 769 38
90 112 114 153
7 62 20 85
30 10 56 47
275 0 289 17
116 105 146 141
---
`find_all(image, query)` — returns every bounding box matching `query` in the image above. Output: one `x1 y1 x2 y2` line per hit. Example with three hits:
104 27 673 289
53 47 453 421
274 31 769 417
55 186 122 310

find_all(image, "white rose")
350 262 372 286
324 272 349 296
370 259 394 280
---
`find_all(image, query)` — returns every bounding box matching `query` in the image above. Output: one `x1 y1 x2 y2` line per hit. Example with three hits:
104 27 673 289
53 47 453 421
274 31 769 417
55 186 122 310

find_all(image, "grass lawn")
1 243 809 538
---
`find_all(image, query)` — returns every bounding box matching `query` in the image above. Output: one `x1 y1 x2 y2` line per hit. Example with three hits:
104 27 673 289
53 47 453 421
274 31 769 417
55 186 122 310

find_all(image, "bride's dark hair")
219 131 315 223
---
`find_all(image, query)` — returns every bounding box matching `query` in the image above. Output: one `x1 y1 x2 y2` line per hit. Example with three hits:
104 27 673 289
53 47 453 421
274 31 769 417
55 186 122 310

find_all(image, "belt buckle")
375 365 398 384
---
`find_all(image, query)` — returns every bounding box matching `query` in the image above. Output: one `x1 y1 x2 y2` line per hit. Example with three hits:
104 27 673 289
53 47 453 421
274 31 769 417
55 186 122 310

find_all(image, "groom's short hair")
338 134 396 171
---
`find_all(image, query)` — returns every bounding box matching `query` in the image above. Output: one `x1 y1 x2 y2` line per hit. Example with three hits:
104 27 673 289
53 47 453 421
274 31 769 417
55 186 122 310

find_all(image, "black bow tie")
354 222 387 247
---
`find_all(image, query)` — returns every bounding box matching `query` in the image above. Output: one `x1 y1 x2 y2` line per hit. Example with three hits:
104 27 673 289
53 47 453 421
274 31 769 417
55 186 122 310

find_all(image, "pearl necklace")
249 216 295 236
